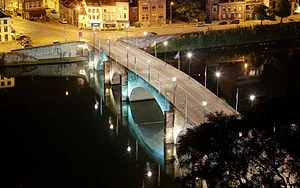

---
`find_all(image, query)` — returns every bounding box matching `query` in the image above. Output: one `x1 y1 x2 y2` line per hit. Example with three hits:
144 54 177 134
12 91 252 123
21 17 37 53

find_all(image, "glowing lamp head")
216 72 221 78
187 52 192 58
163 41 168 46
202 101 207 107
250 95 255 101
172 77 176 82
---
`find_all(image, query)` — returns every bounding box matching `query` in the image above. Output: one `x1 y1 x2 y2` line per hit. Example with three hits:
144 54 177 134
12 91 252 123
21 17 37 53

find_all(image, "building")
0 75 15 89
0 11 12 42
78 0 129 29
23 0 46 19
138 0 166 26
206 0 279 22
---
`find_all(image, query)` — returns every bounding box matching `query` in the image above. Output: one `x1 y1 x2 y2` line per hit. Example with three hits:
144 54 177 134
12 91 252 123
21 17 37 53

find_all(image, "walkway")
97 38 238 126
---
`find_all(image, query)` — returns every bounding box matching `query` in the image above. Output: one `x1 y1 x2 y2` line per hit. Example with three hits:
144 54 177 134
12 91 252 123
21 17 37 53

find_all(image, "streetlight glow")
187 52 192 58
250 94 255 101
202 101 207 107
143 31 147 36
163 41 168 46
147 171 152 177
127 146 131 152
216 72 221 78
172 77 176 82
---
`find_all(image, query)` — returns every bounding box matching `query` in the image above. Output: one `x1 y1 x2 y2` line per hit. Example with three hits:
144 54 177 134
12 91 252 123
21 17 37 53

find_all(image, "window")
7 80 11 85
238 6 242 11
142 4 148 11
104 9 106 12
97 9 99 13
97 16 99 19
124 13 126 19
142 15 145 20
158 4 163 10
222 14 226 18
4 26 8 32
146 14 149 20
213 8 217 12
92 9 95 13
238 13 241 18
89 16 91 19
228 6 231 11
4 20 7 24
0 36 1 42
92 15 95 19
124 6 127 10
228 13 231 18
159 14 163 20
223 7 226 11
88 8 91 12
234 6 236 11
152 5 156 10
5 34 8 41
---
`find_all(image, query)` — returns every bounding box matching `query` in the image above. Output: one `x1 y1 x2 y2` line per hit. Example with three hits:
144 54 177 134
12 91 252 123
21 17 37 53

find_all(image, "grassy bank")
150 22 300 52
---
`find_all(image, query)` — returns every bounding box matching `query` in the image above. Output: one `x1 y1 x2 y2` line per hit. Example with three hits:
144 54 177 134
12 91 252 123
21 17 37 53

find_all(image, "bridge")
6 39 238 145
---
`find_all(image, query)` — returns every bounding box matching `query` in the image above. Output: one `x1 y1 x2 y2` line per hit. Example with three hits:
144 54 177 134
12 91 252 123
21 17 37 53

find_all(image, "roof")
0 11 11 19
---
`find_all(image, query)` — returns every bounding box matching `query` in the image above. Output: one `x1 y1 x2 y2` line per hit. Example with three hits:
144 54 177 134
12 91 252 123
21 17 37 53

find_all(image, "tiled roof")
0 11 11 18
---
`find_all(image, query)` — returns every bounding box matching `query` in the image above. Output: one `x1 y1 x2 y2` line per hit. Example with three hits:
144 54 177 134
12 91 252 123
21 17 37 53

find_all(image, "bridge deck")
98 39 238 126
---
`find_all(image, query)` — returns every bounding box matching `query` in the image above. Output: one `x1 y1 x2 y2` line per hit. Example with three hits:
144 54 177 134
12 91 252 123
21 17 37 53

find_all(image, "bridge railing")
93 39 238 126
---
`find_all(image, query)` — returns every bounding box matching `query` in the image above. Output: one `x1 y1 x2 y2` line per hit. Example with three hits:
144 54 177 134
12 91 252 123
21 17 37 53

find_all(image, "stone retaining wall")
12 41 88 60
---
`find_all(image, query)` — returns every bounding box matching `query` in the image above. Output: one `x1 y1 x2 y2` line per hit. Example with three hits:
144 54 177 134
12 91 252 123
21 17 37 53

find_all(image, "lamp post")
250 94 255 107
163 41 168 62
202 101 207 122
107 36 111 56
216 72 221 97
76 6 80 27
125 23 129 45
172 77 177 104
126 46 129 67
170 2 174 25
187 52 192 77
143 31 147 52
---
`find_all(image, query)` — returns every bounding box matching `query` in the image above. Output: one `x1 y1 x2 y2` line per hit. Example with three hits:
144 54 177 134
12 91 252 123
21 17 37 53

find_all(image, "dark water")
159 41 300 112
1 70 177 188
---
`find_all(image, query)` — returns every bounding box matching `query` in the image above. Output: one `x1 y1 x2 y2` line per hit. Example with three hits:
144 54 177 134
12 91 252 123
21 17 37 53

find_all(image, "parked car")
148 32 157 36
59 19 67 24
24 44 33 48
219 21 228 25
230 20 240 24
196 22 205 27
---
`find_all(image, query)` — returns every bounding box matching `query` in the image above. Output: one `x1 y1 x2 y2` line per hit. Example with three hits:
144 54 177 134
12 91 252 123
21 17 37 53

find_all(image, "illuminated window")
234 6 236 11
124 6 127 10
142 4 148 11
159 4 163 10
228 6 231 11
88 8 91 12
238 6 242 11
4 26 8 32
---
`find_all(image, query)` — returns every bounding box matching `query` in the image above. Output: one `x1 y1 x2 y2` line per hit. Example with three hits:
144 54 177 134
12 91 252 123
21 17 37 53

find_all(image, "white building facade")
0 11 12 43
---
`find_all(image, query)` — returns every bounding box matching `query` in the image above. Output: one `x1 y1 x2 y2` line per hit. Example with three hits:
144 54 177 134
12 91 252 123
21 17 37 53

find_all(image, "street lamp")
108 36 111 56
187 52 192 77
163 41 168 62
202 101 207 122
125 23 129 45
216 71 221 97
172 77 177 104
250 94 255 107
143 31 147 52
170 2 174 25
76 6 80 27
126 46 129 67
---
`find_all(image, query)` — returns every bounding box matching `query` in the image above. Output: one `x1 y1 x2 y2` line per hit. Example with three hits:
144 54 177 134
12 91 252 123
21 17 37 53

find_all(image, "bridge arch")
127 71 170 113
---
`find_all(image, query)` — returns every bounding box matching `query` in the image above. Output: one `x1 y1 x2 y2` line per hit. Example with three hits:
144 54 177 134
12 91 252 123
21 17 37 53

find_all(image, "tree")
174 0 205 22
252 4 268 25
176 106 300 187
274 0 291 23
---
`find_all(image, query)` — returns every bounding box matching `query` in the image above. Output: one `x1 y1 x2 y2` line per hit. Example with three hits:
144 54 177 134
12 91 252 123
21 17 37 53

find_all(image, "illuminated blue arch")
127 71 171 113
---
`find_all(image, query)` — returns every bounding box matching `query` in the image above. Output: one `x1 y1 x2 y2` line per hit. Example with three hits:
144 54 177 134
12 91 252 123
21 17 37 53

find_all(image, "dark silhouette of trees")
252 4 268 25
176 97 300 187
274 0 292 23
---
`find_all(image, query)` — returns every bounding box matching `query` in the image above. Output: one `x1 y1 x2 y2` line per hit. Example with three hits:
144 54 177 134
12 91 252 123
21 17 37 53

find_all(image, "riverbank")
149 22 300 53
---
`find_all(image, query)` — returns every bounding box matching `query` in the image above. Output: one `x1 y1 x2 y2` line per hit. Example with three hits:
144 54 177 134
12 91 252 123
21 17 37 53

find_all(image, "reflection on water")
1 63 179 187
160 41 300 112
